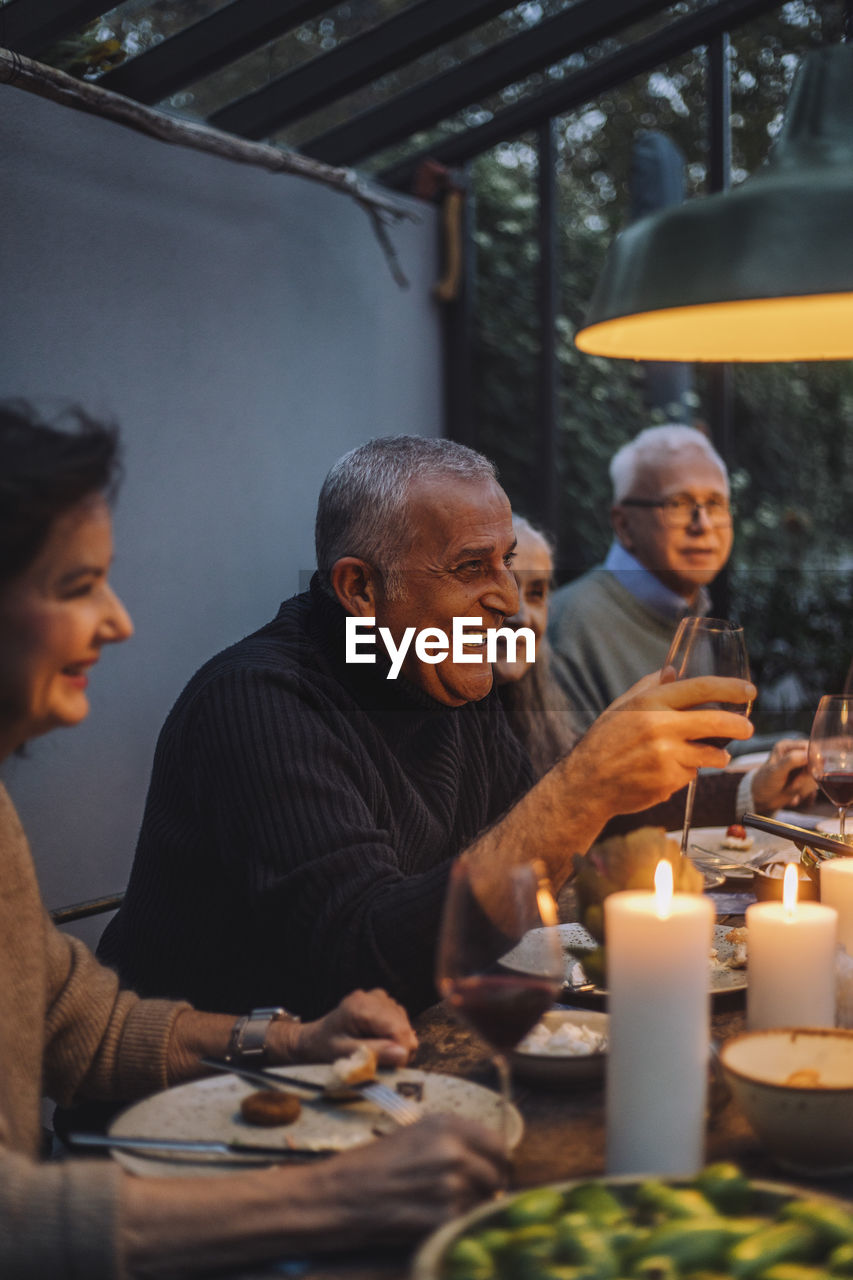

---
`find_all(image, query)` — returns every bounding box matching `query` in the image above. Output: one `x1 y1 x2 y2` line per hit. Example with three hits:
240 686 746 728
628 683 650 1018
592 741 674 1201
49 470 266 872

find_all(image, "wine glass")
436 858 564 1151
808 696 853 837
664 616 751 854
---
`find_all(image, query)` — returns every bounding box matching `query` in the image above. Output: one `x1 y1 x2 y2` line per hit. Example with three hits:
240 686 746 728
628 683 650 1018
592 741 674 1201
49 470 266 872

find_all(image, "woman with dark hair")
0 402 503 1278
495 517 816 828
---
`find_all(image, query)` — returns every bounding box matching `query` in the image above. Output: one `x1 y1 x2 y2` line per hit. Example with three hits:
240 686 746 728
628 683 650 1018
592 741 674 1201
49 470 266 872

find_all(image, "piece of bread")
329 1044 378 1090
240 1089 302 1126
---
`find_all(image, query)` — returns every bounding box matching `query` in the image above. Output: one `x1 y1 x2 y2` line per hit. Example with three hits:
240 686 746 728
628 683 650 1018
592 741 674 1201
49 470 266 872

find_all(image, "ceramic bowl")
720 1027 853 1175
752 858 818 902
509 1008 608 1087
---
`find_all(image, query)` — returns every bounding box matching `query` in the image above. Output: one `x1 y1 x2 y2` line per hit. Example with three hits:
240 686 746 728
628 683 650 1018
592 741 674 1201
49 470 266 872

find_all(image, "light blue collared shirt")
602 541 710 622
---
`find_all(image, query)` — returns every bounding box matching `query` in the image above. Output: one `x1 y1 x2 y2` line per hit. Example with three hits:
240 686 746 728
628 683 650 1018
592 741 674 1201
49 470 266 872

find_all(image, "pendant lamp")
575 44 853 362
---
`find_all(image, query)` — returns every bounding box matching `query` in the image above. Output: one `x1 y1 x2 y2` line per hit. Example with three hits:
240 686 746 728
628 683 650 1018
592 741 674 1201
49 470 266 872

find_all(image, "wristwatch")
226 1006 299 1062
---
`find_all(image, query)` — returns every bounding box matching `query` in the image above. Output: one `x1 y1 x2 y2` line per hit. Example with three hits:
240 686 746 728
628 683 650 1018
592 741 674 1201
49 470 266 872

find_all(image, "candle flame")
783 862 799 915
536 885 558 928
655 859 674 920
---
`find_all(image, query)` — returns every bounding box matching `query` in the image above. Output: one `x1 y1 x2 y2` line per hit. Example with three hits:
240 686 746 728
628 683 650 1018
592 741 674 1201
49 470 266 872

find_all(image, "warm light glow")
783 863 800 916
655 860 674 920
536 884 558 928
575 293 853 363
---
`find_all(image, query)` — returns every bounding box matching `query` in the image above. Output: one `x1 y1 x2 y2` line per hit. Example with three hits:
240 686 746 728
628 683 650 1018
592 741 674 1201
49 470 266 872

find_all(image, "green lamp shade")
575 45 853 362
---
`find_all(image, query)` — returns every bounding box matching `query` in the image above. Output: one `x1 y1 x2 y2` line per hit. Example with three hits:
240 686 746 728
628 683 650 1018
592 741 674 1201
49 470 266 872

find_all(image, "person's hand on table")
273 987 418 1067
750 738 818 811
306 1114 507 1244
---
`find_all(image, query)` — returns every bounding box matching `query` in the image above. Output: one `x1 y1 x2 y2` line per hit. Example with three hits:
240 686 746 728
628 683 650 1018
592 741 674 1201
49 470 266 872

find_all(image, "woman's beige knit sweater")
0 783 188 1278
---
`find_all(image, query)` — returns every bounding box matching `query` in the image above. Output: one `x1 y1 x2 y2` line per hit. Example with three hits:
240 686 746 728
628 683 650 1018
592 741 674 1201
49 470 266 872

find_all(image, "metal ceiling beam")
379 0 783 189
99 0 337 105
0 0 108 57
300 0 674 167
210 0 519 140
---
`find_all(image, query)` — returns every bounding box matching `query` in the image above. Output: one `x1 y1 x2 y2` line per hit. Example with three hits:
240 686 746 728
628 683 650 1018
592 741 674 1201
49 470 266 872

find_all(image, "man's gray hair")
609 423 729 502
315 435 498 600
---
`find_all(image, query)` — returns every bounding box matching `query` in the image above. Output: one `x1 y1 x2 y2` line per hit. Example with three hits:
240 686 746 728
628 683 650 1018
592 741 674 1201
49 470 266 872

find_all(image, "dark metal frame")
0 0 796 548
99 0 338 105
302 0 676 166
209 0 519 140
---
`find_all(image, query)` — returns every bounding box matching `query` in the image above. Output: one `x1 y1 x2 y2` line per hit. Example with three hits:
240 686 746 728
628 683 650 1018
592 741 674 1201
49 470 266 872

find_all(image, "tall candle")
820 859 853 955
605 862 714 1176
746 864 837 1030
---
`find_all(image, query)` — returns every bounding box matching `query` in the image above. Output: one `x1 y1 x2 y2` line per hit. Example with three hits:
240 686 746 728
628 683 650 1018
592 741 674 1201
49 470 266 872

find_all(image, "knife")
68 1131 333 1160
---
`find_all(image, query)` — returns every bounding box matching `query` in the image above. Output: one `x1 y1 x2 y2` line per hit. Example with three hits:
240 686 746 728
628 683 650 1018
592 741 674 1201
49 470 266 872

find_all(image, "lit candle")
746 864 837 1030
819 859 853 955
605 860 715 1175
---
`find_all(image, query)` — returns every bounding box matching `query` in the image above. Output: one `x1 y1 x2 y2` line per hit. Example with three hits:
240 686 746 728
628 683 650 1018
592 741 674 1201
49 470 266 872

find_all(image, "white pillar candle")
747 865 837 1030
605 862 714 1176
820 860 853 955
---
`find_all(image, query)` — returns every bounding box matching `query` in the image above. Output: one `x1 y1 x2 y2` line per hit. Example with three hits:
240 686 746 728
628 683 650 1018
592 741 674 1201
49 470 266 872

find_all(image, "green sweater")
0 783 188 1279
548 568 681 732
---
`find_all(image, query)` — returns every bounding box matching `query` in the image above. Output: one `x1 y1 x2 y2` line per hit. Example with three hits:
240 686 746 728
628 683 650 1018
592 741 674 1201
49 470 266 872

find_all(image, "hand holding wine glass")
808 695 853 838
663 616 751 853
436 859 564 1152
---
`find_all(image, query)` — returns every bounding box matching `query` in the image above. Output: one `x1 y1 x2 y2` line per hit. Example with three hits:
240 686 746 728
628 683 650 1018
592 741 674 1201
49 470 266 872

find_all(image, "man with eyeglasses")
548 423 735 731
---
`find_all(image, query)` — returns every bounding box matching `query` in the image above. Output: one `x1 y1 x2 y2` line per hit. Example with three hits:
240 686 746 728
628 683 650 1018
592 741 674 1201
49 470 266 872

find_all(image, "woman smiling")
0 403 503 1278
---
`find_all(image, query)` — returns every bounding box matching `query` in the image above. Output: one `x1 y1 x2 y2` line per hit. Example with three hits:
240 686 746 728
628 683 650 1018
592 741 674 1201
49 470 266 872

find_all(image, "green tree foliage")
469 5 852 728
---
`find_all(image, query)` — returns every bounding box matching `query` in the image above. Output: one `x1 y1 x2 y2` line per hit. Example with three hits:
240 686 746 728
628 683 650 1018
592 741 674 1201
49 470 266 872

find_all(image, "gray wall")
0 83 442 948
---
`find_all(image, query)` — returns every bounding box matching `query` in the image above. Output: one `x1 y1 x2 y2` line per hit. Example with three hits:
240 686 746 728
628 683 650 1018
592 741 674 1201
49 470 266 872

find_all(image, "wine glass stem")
493 1052 513 1158
681 776 698 854
841 806 848 839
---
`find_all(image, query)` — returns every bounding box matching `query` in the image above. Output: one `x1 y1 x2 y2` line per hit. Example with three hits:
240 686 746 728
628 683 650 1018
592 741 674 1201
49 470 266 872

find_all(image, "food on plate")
785 1068 822 1087
328 1043 378 1091
434 1164 853 1280
517 1019 608 1057
239 1089 302 1127
722 823 754 851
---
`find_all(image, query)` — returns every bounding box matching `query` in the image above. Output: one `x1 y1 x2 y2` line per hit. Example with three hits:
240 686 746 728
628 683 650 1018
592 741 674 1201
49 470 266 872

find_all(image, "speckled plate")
108 1065 523 1177
505 923 747 996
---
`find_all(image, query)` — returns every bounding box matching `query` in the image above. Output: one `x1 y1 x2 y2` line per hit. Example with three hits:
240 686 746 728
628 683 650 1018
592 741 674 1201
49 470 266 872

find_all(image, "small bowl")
753 858 818 902
510 1009 608 1088
720 1028 853 1175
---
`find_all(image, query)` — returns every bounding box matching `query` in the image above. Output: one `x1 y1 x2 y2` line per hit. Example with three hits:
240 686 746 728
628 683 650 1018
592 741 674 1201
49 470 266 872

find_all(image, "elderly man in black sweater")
100 437 755 1018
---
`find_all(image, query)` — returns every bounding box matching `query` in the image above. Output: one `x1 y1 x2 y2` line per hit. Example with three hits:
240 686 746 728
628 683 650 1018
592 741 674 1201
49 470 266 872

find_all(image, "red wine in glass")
437 859 564 1151
809 696 853 838
817 773 853 810
445 973 559 1053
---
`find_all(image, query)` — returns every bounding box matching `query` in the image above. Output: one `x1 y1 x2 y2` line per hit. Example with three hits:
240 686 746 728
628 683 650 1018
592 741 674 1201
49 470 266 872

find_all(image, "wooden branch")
0 47 417 285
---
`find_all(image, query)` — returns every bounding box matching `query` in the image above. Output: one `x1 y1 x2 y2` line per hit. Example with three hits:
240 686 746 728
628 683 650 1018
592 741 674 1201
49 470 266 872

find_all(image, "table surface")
209 892 853 1280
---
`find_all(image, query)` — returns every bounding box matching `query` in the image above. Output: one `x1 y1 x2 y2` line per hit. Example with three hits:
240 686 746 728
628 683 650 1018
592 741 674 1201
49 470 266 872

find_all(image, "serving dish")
412 1173 853 1279
509 1008 608 1088
721 1027 853 1176
108 1065 523 1178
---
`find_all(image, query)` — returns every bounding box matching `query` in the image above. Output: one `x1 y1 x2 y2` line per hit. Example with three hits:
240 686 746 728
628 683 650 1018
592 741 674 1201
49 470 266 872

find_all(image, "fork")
200 1057 422 1126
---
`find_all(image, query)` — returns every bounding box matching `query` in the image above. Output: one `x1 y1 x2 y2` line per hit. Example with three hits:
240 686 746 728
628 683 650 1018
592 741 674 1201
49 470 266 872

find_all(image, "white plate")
506 922 747 996
108 1065 523 1178
674 825 798 881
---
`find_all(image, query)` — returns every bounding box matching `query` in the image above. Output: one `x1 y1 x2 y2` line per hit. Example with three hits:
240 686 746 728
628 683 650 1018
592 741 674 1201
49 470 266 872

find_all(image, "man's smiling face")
372 473 519 706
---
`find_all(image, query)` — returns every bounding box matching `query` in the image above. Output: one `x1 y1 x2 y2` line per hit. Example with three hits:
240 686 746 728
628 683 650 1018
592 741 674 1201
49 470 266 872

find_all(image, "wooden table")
213 879 853 1279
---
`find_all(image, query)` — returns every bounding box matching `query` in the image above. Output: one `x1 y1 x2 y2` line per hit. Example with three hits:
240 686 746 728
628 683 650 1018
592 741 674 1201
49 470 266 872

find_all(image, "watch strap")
226 1006 299 1063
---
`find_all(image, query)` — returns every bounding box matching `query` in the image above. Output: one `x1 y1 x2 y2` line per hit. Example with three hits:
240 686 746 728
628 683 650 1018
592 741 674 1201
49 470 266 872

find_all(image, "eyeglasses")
620 494 732 528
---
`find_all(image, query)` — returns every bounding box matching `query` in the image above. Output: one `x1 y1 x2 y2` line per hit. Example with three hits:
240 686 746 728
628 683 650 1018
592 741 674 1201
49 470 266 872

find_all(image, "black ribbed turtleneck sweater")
99 579 532 1018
